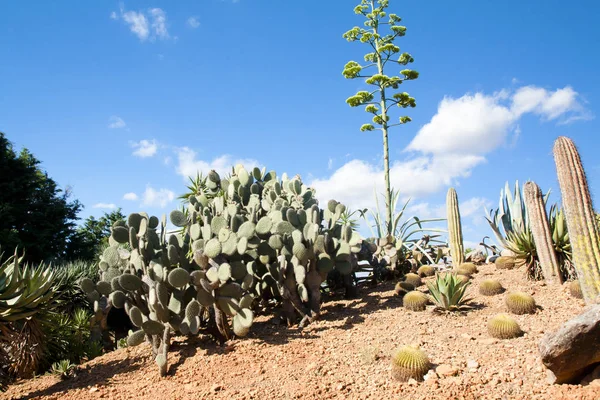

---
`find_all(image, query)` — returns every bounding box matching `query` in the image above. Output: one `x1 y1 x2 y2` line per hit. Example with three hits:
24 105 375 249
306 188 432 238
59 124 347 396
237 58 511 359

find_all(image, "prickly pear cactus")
82 165 361 377
182 165 361 327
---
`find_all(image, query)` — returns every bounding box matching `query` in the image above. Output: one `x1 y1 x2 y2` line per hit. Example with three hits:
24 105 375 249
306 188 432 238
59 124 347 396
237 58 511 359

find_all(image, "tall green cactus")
523 181 562 285
446 188 464 266
553 136 600 303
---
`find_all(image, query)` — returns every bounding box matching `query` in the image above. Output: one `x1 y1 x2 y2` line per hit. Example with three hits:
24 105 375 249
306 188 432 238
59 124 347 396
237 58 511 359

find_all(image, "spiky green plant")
505 292 537 315
488 314 523 339
51 359 76 380
549 205 575 280
426 273 471 311
391 345 431 382
360 189 445 276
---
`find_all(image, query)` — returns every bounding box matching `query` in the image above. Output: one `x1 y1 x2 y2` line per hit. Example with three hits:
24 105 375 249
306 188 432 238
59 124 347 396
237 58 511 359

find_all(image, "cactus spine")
523 181 562 284
553 137 600 303
446 188 464 266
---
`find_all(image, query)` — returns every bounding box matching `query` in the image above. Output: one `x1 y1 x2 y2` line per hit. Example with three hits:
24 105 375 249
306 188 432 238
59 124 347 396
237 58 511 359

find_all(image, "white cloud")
187 16 200 28
175 147 260 179
149 8 169 39
407 85 589 156
121 10 149 41
123 192 138 201
141 186 175 208
460 197 492 219
108 116 126 129
112 6 171 42
93 203 117 209
131 139 158 158
311 84 590 213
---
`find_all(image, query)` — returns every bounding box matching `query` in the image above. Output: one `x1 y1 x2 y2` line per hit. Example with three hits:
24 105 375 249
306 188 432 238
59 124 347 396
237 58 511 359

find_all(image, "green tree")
343 0 418 236
0 132 83 263
69 209 127 261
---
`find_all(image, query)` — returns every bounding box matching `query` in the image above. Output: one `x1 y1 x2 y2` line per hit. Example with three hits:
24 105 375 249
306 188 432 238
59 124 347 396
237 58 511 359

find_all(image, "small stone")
461 333 474 340
436 364 458 377
423 370 438 381
407 378 418 386
467 359 479 369
211 384 223 393
89 387 99 393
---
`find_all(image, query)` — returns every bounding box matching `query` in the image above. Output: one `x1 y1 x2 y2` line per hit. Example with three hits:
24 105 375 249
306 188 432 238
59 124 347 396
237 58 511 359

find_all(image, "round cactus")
479 279 505 296
495 256 517 270
204 238 222 259
568 280 583 299
457 262 478 275
417 265 435 277
169 210 188 227
404 273 422 288
394 281 415 296
488 314 523 339
454 267 472 278
128 306 144 327
402 291 428 311
109 290 126 308
456 274 470 284
390 345 431 382
505 291 537 315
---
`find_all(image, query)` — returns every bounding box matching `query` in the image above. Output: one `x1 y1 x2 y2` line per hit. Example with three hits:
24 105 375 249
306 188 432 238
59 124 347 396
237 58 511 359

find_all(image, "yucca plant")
51 260 98 314
426 273 472 311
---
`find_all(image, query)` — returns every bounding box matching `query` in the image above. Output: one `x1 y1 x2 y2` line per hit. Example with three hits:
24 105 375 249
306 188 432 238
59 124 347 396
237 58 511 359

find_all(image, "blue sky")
1 0 599 248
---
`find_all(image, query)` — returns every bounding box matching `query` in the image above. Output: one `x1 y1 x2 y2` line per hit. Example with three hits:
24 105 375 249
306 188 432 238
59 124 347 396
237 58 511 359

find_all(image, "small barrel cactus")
391 345 431 382
454 267 473 278
505 291 537 315
417 265 435 277
403 273 422 288
457 262 478 275
488 314 523 339
402 291 428 311
495 256 517 270
478 279 505 296
394 281 415 296
567 280 583 299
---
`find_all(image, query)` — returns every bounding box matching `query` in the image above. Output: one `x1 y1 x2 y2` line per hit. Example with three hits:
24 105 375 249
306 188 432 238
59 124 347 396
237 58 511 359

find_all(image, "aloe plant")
426 273 472 311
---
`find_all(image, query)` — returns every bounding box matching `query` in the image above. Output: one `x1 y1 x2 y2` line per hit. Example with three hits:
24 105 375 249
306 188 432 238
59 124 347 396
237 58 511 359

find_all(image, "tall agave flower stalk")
553 136 600 303
523 181 562 284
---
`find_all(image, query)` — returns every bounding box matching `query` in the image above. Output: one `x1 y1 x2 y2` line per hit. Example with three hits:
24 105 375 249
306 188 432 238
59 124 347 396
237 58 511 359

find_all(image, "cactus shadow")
12 355 147 400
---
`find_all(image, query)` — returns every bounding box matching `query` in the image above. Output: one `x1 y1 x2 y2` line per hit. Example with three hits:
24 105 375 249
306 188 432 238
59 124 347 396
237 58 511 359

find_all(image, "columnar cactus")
523 181 562 284
553 137 600 303
446 188 464 266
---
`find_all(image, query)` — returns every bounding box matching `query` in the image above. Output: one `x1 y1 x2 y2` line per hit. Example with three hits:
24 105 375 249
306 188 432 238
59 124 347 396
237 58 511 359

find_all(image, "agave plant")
549 205 575 281
360 188 445 271
426 273 472 311
0 249 58 387
51 359 76 380
485 181 549 277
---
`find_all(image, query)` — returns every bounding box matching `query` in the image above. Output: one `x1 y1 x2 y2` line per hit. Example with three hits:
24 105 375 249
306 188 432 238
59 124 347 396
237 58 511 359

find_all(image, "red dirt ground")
5 263 600 400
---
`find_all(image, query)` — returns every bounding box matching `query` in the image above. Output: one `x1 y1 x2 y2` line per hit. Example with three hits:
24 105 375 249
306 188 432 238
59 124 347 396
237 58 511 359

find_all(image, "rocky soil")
6 263 600 400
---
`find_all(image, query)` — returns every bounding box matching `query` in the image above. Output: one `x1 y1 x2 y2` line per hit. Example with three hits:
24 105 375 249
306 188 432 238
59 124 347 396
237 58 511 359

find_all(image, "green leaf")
360 124 375 132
